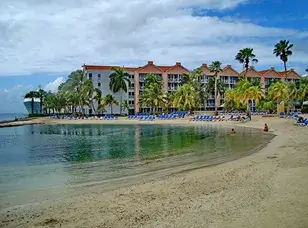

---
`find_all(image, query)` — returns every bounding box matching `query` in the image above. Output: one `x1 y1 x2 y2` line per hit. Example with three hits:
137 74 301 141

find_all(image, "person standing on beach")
247 111 251 121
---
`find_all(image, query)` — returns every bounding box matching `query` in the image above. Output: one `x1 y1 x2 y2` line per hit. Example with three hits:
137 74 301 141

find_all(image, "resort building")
82 61 301 115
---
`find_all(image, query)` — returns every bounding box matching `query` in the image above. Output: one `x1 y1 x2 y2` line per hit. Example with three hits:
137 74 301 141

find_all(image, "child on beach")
263 123 269 132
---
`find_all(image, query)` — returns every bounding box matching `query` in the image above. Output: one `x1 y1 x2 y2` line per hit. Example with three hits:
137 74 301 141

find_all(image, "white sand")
1 116 308 228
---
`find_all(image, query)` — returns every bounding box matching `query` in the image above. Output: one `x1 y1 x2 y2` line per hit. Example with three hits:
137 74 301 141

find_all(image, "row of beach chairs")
292 114 308 126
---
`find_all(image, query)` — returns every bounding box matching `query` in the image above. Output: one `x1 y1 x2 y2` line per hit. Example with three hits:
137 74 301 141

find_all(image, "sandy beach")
1 116 308 228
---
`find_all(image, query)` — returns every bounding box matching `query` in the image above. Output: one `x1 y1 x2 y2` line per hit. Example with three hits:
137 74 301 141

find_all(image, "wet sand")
1 116 308 228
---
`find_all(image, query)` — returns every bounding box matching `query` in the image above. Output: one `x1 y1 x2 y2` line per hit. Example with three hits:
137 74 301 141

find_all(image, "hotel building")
83 61 301 115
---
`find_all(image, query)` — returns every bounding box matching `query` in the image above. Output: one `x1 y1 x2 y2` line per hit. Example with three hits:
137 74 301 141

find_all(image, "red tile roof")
84 65 137 72
258 70 270 75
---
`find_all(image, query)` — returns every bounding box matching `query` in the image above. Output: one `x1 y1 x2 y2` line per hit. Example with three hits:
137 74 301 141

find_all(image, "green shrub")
301 106 308 114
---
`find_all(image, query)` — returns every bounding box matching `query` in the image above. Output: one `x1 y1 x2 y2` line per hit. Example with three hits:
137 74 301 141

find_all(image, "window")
98 74 101 78
98 83 101 87
131 83 134 88
89 73 92 78
89 109 92 114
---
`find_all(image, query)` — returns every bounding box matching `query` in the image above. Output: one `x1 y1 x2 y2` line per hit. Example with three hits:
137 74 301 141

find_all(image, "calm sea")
0 124 274 209
0 113 27 121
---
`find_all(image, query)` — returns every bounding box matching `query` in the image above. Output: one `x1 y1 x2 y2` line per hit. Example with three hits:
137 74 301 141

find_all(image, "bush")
28 113 50 117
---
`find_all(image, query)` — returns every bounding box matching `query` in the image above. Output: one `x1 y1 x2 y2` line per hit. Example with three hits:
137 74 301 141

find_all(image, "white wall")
84 69 131 115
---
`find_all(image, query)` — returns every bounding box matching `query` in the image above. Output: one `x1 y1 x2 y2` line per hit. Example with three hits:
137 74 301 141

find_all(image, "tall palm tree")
37 86 47 114
273 40 293 80
235 48 258 75
173 84 197 111
103 94 118 114
109 67 131 114
208 61 223 112
24 91 40 114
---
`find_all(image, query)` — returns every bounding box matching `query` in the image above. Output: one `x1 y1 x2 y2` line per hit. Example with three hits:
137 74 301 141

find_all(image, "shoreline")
1 116 308 227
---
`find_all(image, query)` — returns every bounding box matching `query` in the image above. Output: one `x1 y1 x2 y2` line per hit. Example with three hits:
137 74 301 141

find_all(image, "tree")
103 94 118 114
180 68 206 110
267 81 289 104
120 100 130 114
273 40 293 80
297 77 308 108
144 73 162 88
109 67 131 114
37 86 47 114
234 78 263 111
173 84 197 111
235 48 258 75
60 69 92 114
139 84 167 114
24 91 40 114
208 61 223 112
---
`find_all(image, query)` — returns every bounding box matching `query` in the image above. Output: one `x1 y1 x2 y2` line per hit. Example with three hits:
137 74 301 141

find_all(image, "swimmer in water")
231 128 236 135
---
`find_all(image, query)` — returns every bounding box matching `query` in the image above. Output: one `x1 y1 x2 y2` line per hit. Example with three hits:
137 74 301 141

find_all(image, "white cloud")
44 77 65 93
0 0 308 76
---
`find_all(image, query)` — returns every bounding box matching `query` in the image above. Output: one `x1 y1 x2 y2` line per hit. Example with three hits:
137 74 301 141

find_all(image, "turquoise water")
0 124 273 209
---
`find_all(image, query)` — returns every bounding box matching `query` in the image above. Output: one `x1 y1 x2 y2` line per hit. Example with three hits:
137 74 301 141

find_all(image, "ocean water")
0 113 27 122
0 124 274 209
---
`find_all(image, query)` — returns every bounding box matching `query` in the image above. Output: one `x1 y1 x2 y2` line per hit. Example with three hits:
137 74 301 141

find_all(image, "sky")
0 0 308 113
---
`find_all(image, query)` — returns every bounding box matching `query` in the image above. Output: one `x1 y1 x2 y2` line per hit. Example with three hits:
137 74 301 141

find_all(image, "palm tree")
139 84 167 114
144 73 162 88
92 88 103 114
24 91 40 114
268 81 289 104
235 78 263 111
37 86 47 114
173 84 197 111
109 67 131 114
103 94 118 114
208 61 223 112
297 78 308 108
64 69 92 114
273 40 293 80
235 48 258 75
120 100 130 114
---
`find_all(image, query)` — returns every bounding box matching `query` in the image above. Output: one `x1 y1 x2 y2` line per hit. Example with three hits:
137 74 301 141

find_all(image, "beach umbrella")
220 103 225 107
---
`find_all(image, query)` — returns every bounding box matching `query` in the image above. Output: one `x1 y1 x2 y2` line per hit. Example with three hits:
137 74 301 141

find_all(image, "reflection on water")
0 124 274 209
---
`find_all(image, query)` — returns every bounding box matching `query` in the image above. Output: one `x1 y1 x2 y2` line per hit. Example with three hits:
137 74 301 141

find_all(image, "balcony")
129 95 134 99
